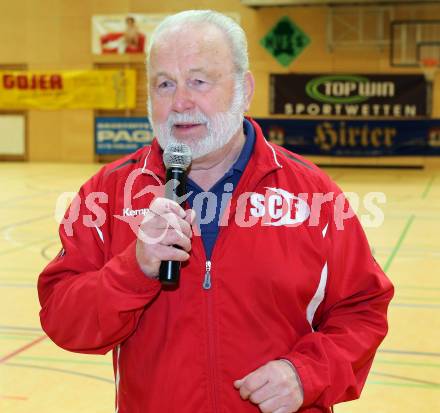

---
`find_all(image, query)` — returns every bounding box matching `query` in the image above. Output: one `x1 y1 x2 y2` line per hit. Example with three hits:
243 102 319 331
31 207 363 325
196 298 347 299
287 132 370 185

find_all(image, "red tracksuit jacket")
38 118 393 413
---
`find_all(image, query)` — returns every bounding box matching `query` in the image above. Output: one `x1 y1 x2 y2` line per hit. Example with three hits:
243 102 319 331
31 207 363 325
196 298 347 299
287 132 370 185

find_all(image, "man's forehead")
151 23 231 58
149 25 234 78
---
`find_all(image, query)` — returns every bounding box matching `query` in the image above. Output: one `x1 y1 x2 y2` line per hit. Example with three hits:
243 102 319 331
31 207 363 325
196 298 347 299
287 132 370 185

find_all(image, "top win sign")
270 74 427 117
260 17 310 67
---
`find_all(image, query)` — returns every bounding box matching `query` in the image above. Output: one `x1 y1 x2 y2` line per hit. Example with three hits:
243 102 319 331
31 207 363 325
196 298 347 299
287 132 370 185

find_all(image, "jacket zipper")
198 150 282 411
203 260 212 289
203 259 219 412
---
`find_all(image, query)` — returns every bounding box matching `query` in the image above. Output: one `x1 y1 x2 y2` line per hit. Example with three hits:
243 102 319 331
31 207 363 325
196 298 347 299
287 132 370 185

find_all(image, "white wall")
0 115 25 155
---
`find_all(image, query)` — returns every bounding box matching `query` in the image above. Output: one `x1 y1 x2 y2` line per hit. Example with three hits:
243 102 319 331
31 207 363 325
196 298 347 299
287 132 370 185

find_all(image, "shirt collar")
230 118 255 173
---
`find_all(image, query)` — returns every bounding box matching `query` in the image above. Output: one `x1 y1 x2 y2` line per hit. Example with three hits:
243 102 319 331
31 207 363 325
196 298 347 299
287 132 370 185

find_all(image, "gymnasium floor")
0 161 439 412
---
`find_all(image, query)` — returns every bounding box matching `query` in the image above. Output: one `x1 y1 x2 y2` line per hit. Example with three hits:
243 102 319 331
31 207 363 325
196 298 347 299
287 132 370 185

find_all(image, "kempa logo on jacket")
122 207 149 217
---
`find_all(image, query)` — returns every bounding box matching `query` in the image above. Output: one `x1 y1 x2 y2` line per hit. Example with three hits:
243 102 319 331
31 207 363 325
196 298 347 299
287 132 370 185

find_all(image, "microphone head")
163 143 192 170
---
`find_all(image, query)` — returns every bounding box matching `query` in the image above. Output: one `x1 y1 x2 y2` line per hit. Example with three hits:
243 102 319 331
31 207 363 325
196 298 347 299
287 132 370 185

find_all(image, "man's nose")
171 84 194 113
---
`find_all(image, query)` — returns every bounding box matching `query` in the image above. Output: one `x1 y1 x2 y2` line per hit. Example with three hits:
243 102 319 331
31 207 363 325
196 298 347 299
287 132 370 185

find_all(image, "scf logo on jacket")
249 187 310 227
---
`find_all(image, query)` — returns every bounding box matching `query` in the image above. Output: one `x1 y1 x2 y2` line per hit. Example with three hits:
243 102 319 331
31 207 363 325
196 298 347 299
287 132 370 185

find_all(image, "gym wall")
0 0 439 162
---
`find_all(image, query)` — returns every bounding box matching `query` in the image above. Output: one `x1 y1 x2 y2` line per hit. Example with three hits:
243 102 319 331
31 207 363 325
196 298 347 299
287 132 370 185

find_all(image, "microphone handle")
159 166 188 285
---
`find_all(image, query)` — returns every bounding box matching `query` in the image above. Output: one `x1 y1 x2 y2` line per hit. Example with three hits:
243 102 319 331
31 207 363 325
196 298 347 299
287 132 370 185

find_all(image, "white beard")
148 78 246 159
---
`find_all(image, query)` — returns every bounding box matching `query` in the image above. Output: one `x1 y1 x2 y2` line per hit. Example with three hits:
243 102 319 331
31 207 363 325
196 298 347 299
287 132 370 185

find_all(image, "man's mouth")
174 123 203 129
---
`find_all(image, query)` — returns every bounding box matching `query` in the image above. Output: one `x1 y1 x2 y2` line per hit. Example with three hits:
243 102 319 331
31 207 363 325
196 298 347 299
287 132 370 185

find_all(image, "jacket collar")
140 138 166 180
246 116 283 172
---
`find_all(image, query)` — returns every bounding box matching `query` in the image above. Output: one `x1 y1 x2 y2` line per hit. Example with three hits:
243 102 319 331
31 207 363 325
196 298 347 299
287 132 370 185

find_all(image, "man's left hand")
234 360 304 413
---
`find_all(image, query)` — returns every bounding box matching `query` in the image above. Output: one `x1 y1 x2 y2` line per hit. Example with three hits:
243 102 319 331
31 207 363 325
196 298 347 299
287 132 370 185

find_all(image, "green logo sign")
260 16 310 67
306 75 372 104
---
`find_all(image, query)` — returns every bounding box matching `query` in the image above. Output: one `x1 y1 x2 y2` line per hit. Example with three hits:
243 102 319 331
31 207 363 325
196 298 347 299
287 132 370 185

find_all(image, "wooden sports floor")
0 161 439 412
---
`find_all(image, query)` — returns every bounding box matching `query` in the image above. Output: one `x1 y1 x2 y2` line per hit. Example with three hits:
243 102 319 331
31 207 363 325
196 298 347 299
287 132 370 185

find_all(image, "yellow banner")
0 70 136 110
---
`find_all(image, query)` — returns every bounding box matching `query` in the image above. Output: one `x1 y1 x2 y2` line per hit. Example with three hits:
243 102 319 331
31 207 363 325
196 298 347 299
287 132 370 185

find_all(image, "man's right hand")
135 198 195 279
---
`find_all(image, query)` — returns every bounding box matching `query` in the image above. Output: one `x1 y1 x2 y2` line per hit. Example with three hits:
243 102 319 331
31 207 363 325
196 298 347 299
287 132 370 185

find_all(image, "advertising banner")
95 117 153 155
92 13 240 55
94 116 440 156
0 70 136 110
256 118 440 156
270 74 427 117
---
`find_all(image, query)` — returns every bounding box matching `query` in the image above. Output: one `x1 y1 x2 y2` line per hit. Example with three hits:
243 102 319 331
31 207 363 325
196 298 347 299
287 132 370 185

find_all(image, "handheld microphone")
159 142 192 285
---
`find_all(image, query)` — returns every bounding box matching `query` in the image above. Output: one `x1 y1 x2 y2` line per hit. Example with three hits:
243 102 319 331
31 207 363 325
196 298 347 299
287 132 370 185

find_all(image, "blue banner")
94 117 440 156
255 118 440 156
95 117 153 155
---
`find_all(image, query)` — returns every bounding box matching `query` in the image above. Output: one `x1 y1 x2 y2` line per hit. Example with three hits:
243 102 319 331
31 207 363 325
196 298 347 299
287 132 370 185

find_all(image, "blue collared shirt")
186 118 255 259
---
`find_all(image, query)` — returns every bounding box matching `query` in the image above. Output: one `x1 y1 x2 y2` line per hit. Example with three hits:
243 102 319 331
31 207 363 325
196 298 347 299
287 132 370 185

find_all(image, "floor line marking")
0 283 35 288
16 355 112 366
0 335 47 364
0 190 59 207
0 325 43 332
391 302 440 309
394 295 440 302
0 335 43 341
398 286 440 291
0 236 58 257
372 371 440 386
375 359 440 368
368 380 439 389
378 349 440 357
4 362 114 384
0 214 53 232
421 175 436 199
0 331 41 336
383 214 415 272
41 241 60 261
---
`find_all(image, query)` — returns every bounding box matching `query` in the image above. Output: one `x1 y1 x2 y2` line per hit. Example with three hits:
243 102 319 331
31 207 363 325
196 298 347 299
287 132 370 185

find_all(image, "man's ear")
243 71 255 112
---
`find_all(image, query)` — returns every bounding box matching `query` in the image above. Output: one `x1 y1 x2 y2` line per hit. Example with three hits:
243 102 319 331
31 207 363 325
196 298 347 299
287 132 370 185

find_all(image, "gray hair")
147 10 249 76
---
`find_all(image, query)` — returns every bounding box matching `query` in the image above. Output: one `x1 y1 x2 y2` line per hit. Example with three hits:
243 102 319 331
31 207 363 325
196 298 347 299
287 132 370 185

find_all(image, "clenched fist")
136 197 195 278
234 360 304 413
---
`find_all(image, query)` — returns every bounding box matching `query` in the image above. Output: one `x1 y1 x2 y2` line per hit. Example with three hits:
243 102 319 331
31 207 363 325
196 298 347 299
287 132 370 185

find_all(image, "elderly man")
38 10 393 413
